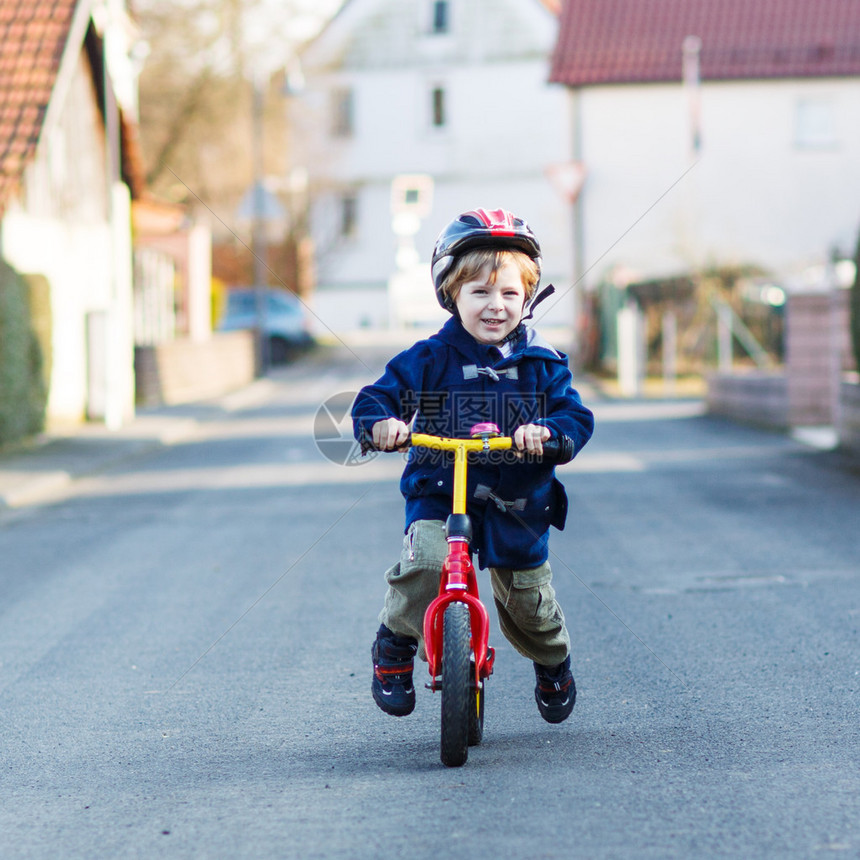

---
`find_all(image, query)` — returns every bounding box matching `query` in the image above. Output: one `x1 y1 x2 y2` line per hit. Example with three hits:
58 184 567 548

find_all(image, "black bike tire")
468 670 484 746
440 602 471 767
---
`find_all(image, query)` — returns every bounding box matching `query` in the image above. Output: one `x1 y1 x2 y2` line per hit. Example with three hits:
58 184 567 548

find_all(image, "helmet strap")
521 283 556 323
498 322 526 346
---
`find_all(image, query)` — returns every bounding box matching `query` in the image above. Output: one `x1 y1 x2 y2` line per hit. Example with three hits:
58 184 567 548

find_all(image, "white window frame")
430 0 450 34
430 84 447 129
340 192 358 239
330 88 354 138
794 97 838 150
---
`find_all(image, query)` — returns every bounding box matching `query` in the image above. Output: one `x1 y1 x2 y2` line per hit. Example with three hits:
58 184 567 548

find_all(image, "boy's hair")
440 248 539 306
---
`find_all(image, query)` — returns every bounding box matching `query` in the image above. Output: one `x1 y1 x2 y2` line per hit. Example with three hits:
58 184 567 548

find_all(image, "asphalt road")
1 343 858 859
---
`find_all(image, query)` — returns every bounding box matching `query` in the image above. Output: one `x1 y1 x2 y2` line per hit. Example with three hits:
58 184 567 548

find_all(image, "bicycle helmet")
430 208 542 311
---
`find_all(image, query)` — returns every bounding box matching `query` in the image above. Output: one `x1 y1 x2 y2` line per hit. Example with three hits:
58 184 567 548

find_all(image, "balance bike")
410 422 562 767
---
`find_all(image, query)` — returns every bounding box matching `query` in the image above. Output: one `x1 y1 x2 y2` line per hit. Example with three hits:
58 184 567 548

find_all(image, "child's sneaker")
371 624 418 717
533 656 576 724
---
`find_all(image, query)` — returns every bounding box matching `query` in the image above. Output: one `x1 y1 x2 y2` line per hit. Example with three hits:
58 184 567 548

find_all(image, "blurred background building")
0 0 143 429
293 0 576 335
549 0 860 375
7 0 860 438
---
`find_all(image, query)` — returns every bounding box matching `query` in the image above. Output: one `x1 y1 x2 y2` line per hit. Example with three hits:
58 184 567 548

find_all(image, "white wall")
297 0 577 333
575 77 860 288
1 50 134 427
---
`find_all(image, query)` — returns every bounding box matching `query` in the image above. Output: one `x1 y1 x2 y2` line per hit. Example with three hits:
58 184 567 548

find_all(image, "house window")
431 1 449 34
431 86 446 128
341 193 358 237
391 174 434 218
794 98 837 149
331 88 354 138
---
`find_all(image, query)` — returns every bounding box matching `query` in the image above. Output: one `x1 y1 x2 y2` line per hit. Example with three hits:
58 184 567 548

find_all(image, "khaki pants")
379 519 570 667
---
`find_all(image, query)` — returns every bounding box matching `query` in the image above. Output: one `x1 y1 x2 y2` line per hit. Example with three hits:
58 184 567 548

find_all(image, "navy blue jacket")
352 317 594 569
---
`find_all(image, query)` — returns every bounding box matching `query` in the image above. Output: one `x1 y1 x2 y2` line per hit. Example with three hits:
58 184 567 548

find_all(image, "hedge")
0 258 47 445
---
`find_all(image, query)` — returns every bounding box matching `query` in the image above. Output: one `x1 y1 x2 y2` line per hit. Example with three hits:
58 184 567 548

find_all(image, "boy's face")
454 258 527 345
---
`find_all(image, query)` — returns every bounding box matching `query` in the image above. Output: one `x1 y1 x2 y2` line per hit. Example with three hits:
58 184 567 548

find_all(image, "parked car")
218 287 314 363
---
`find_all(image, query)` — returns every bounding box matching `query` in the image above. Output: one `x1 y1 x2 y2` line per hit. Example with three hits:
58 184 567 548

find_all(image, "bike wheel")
440 602 471 767
468 669 484 747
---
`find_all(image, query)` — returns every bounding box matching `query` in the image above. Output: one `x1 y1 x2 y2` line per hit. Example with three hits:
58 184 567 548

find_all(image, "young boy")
352 208 594 724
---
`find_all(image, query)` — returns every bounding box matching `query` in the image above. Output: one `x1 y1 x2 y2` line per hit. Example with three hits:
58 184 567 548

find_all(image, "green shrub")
24 273 52 393
0 259 47 445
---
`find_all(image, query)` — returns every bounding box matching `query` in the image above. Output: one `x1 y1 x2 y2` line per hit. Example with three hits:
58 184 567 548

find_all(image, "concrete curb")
0 415 201 511
0 373 306 512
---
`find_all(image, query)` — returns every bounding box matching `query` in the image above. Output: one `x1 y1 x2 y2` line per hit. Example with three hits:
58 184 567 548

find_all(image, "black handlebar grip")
358 427 377 455
358 427 413 455
541 435 575 464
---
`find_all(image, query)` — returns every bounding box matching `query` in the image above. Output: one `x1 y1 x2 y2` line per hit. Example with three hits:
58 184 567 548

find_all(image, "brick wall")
785 291 847 426
134 331 255 407
706 289 854 433
706 371 789 428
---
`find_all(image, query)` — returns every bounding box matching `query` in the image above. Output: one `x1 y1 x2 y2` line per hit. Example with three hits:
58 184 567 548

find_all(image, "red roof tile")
0 0 78 207
550 0 860 85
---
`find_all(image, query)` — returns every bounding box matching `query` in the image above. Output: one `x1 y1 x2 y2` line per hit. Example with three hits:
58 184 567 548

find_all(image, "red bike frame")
412 423 511 692
423 537 495 691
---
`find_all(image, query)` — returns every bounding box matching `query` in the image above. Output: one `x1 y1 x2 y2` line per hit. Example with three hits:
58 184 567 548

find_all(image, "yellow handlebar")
409 433 513 453
409 433 513 515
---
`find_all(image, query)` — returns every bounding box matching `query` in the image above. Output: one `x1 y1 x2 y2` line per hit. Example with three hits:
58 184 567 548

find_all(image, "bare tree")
133 0 332 227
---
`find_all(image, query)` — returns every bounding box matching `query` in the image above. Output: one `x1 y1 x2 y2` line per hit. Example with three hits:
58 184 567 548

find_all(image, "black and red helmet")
430 208 542 310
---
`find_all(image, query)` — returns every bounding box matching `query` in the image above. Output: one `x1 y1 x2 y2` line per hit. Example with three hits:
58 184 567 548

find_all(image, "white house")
294 0 579 335
549 0 860 292
0 0 143 428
